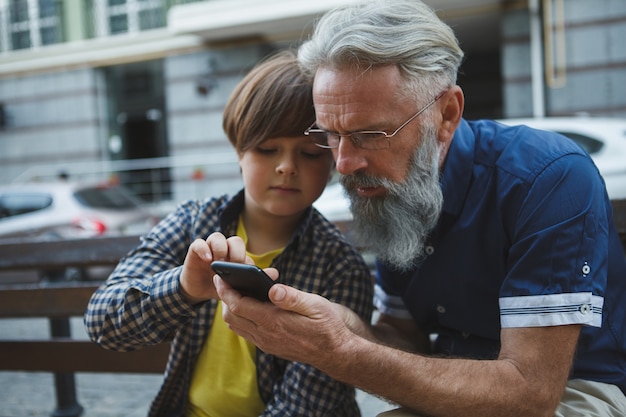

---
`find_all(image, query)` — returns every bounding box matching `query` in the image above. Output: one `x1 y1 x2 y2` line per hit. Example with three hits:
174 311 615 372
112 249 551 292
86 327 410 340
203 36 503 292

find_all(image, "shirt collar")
218 188 315 248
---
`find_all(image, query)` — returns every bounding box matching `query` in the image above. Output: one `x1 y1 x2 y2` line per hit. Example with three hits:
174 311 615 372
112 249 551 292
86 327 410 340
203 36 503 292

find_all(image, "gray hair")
298 0 464 100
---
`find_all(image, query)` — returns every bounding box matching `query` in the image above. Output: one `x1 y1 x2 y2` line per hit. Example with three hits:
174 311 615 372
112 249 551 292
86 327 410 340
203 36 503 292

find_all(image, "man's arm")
371 313 432 353
216 279 580 417
335 324 579 417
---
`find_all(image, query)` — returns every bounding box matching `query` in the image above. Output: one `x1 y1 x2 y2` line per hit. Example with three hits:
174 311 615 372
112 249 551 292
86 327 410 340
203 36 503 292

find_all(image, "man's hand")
178 232 252 304
216 272 581 417
214 275 366 366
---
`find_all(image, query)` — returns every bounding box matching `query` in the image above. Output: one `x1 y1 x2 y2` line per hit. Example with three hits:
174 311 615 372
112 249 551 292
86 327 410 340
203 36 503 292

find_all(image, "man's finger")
267 284 329 318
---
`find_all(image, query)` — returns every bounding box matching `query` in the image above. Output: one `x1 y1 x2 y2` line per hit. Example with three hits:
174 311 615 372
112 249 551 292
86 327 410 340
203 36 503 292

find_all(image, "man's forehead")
313 64 402 90
312 65 406 127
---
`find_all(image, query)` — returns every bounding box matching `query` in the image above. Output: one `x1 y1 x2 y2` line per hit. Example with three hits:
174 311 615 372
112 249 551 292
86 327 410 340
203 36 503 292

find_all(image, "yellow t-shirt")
186 220 282 417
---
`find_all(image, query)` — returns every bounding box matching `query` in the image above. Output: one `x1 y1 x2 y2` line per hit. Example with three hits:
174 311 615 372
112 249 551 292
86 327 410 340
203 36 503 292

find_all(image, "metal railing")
11 152 241 205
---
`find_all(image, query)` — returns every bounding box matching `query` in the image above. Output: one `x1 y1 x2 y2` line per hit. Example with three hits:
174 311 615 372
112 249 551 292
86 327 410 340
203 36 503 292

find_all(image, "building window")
0 0 200 51
92 0 167 37
0 0 63 51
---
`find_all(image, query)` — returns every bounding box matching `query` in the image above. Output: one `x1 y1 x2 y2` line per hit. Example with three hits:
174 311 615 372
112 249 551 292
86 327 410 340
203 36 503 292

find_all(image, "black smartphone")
211 261 276 302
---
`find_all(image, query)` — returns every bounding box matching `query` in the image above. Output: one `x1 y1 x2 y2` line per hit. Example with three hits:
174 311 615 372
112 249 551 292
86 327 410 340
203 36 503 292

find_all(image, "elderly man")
215 1 626 416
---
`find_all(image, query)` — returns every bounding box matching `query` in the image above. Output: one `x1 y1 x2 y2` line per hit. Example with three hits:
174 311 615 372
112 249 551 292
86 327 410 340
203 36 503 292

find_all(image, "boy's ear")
237 153 244 173
437 86 464 144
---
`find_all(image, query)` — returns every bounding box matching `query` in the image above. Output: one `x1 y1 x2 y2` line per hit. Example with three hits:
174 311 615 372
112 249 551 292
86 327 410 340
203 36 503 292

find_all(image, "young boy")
84 50 373 416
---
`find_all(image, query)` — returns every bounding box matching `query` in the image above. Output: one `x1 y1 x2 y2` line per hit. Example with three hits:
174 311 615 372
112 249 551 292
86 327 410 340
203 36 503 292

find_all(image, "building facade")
0 0 624 203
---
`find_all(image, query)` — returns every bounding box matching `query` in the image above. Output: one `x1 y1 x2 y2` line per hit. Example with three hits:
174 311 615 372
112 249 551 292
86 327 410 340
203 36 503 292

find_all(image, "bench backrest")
0 235 169 374
612 199 626 249
1 198 624 375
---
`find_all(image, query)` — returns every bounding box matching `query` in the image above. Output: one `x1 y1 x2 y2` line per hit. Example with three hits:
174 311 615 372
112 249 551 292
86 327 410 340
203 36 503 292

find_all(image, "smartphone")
211 261 276 302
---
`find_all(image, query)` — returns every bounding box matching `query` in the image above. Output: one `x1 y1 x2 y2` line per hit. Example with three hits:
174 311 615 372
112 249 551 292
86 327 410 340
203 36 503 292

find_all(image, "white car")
315 117 626 223
314 178 353 223
498 117 626 200
0 181 160 281
0 181 158 241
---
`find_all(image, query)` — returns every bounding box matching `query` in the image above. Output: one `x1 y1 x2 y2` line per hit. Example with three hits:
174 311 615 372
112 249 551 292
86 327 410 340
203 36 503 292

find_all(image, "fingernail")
273 285 286 301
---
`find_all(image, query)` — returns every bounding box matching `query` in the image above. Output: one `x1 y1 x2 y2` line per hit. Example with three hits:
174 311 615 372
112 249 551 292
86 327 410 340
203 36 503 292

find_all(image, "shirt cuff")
373 284 412 319
500 292 603 328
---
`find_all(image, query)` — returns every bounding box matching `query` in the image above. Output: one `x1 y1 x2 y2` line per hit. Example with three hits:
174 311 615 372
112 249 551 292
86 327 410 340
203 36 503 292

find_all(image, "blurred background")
0 0 624 229
0 2 625 416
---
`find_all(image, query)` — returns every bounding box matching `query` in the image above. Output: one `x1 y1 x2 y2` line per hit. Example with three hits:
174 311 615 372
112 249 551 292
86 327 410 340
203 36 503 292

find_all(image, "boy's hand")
179 232 252 304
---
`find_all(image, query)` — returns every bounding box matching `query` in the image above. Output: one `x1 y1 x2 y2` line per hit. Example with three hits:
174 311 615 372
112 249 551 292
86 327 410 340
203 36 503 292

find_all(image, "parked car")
0 181 158 242
314 176 353 224
0 181 159 282
314 117 626 224
498 117 626 200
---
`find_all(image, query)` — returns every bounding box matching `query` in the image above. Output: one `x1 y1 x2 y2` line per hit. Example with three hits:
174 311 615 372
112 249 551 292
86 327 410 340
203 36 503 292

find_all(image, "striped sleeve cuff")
373 284 413 319
500 292 603 328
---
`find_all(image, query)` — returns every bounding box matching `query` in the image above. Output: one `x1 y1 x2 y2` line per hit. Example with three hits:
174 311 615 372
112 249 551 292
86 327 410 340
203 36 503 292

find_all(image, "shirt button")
425 246 435 255
581 263 591 275
436 305 446 314
579 304 591 315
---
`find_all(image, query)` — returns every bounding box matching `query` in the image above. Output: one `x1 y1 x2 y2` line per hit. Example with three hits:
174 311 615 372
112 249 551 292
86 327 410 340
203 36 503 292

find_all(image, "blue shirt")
375 119 626 393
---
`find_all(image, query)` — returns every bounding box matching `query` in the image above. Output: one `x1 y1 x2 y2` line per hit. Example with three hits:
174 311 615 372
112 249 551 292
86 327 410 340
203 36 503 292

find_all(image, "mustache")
339 172 388 190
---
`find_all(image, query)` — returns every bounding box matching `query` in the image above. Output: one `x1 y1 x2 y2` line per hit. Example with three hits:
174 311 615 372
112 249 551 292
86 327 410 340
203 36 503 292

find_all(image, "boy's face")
239 135 333 218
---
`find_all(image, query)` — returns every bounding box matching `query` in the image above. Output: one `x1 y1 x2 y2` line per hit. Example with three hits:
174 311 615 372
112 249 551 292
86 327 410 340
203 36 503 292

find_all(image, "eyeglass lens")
307 131 389 150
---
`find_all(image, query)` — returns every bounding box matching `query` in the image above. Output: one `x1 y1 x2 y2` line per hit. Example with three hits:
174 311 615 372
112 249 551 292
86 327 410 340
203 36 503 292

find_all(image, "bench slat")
612 199 626 234
0 235 140 271
0 340 169 373
0 284 100 318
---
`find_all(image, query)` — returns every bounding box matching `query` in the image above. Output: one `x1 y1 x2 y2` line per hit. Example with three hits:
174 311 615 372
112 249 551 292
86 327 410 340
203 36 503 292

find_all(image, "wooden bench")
0 235 170 417
612 199 626 251
0 200 624 416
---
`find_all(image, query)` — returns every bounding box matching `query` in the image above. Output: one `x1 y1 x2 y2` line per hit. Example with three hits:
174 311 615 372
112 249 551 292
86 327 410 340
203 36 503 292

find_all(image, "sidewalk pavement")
0 317 396 417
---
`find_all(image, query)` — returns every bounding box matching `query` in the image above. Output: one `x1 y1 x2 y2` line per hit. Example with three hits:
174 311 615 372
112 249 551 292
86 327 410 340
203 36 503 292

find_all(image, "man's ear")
437 86 464 144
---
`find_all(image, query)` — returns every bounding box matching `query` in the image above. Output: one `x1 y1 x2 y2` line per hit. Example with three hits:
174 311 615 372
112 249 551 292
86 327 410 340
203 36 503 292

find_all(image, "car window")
73 186 140 210
555 131 604 155
0 193 53 218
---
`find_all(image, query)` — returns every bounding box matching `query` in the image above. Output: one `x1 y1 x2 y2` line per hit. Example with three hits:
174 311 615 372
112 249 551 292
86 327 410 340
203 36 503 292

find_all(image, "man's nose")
333 139 367 175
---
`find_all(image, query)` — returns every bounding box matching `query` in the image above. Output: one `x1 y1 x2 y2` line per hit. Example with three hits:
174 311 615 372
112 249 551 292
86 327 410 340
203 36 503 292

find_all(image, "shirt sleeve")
84 201 200 350
499 153 609 329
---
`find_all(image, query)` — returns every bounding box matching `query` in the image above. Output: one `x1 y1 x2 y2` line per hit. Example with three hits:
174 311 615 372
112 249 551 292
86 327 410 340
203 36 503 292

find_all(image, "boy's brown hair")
222 50 316 153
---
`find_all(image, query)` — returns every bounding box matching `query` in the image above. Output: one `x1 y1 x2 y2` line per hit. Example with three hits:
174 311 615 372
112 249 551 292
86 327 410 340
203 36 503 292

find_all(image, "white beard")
341 124 443 271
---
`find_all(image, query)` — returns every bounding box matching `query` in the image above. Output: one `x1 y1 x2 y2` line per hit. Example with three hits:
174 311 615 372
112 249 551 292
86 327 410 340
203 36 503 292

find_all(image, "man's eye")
301 146 328 158
302 151 323 158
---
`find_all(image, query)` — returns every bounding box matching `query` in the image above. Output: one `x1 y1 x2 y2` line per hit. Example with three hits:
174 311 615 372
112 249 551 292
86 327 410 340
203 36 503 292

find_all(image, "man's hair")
223 50 316 152
298 0 464 100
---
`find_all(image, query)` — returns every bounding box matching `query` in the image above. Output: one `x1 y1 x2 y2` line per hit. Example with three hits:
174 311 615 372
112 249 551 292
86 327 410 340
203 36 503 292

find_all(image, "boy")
84 51 373 416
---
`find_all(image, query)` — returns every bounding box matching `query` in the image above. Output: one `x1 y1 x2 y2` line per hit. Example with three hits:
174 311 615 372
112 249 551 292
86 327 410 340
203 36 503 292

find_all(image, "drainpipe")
529 0 545 118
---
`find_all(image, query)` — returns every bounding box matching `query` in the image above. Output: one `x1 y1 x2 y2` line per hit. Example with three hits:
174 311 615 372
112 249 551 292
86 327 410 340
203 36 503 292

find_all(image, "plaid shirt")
84 190 374 417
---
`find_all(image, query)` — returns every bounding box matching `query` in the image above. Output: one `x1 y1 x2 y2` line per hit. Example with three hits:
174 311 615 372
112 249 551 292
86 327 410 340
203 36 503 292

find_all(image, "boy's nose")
276 158 297 176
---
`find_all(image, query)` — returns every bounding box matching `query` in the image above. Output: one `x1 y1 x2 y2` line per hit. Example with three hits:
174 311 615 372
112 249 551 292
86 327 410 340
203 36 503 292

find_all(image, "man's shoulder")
465 118 590 180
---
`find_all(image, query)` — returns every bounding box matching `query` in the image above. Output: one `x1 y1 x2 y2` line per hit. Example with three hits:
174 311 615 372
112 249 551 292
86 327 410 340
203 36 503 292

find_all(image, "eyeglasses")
304 91 446 150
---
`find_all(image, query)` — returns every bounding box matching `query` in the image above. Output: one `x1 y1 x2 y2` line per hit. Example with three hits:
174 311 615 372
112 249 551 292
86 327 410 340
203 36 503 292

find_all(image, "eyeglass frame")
304 90 446 150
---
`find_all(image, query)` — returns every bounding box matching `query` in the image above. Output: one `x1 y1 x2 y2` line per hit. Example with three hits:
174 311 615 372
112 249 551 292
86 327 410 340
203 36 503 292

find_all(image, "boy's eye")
255 146 276 154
